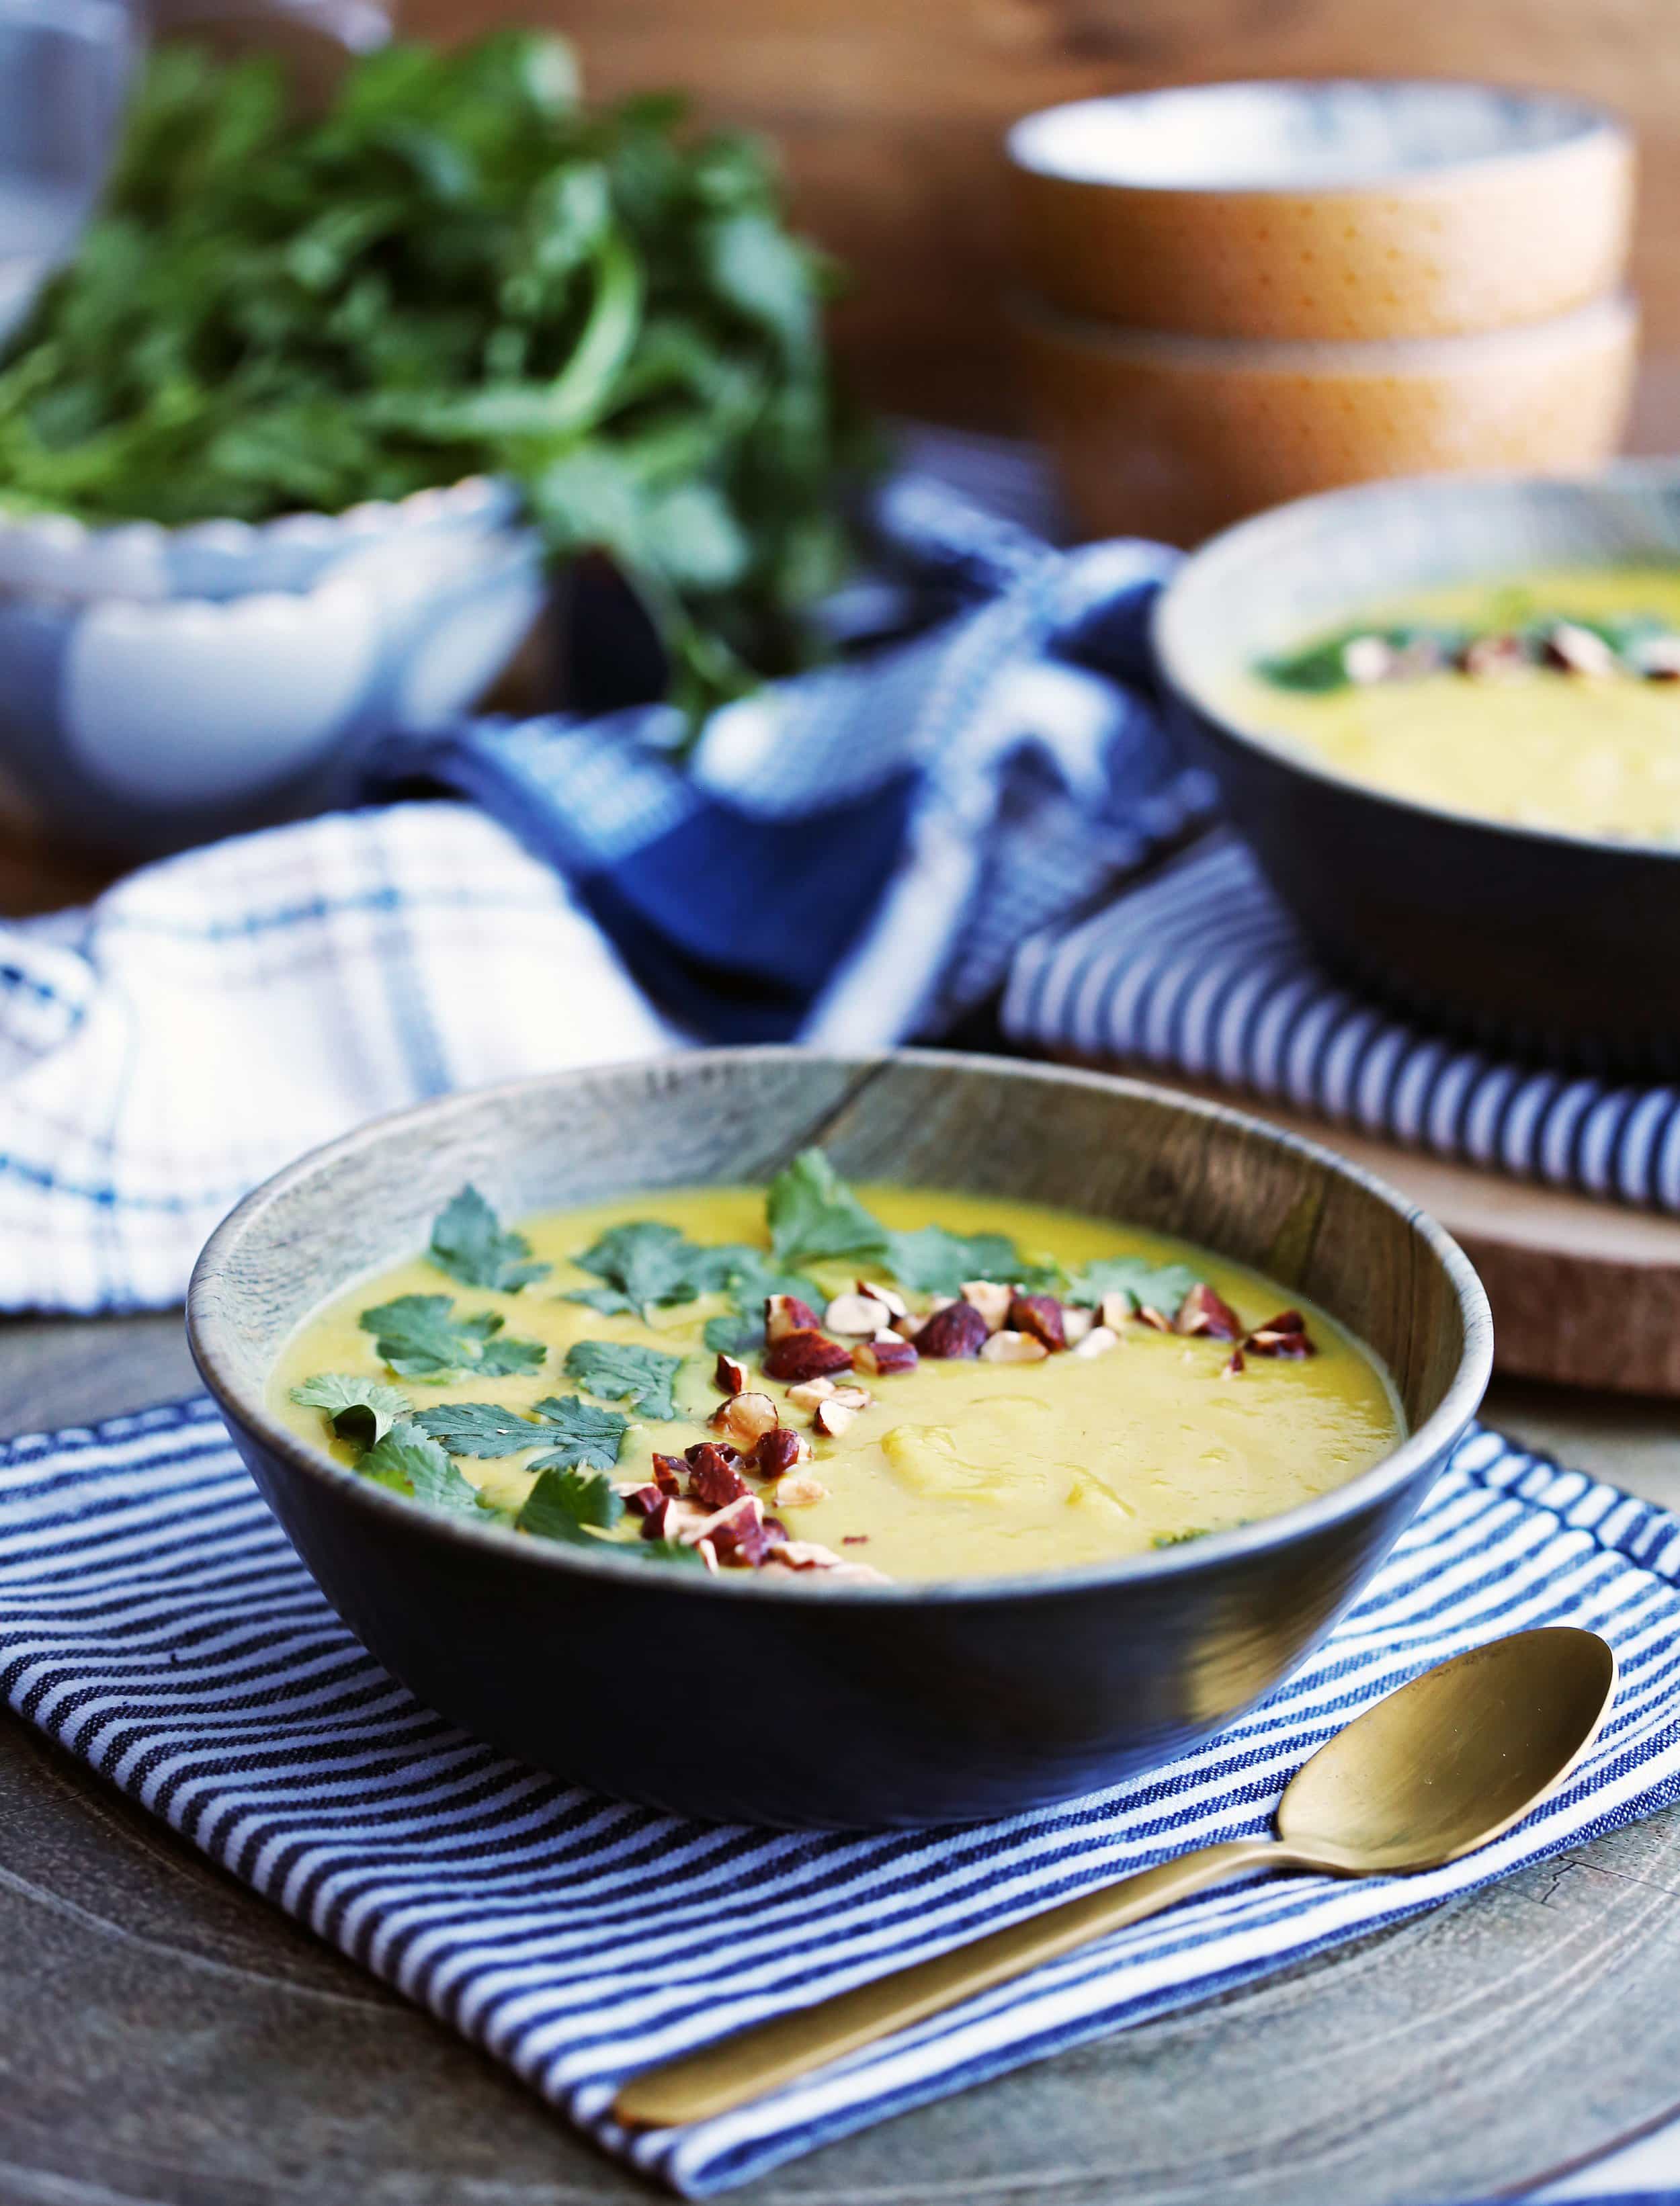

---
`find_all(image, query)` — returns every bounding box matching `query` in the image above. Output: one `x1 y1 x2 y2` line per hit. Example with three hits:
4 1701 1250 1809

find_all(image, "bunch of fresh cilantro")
0 33 865 718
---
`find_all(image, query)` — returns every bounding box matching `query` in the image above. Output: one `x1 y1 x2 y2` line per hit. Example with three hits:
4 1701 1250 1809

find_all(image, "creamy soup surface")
271 1164 1403 1584
1232 565 1680 843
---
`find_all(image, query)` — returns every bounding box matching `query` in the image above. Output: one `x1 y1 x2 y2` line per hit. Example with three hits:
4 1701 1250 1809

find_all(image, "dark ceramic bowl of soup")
187 1048 1489 1828
1153 463 1680 1075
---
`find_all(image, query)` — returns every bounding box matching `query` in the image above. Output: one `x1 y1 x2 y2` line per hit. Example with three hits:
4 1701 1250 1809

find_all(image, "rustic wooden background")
396 0 1680 446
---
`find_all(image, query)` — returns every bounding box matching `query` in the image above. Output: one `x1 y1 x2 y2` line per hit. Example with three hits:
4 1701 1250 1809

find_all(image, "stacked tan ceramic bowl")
1007 80 1636 544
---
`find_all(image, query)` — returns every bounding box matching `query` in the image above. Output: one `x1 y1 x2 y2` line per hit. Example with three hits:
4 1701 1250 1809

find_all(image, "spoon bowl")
1277 1625 1619 1873
614 1625 1618 2128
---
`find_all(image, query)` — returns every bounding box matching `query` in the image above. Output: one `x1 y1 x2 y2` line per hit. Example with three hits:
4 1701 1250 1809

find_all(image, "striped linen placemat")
1003 836 1680 1212
5 1397 1680 2197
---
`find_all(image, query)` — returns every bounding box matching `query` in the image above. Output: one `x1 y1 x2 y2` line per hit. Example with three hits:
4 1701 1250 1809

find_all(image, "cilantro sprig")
563 1339 682 1420
428 1185 550 1293
357 1420 485 1515
1064 1255 1202 1314
290 1372 412 1449
414 1394 628 1472
763 1150 1052 1296
0 34 865 725
359 1294 546 1382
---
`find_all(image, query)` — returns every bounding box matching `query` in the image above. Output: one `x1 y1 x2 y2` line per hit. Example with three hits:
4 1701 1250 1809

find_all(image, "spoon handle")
613 1833 1291 2129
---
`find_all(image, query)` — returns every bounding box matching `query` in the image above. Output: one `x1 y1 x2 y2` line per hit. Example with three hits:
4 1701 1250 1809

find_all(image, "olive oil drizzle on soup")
1236 565 1680 844
272 1162 1403 1584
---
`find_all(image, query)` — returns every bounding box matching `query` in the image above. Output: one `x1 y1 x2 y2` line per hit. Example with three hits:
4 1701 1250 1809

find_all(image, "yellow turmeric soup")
1232 565 1680 843
270 1154 1403 1584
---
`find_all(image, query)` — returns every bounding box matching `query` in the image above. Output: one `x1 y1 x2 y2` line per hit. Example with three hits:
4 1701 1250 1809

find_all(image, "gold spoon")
614 1625 1616 2129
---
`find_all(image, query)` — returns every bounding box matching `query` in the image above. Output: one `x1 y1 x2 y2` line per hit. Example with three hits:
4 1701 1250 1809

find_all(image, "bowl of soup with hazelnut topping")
271 1166 1403 1586
189 1049 1489 1825
1228 564 1680 843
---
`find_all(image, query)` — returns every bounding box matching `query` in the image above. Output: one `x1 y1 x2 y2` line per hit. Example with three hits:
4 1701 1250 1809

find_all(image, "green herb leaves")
414 1394 627 1472
767 1149 889 1268
1064 1256 1202 1314
290 1372 412 1449
763 1150 1044 1294
0 34 864 725
517 1463 624 1545
360 1294 546 1382
428 1185 550 1292
567 1221 721 1315
562 1339 681 1420
880 1226 1040 1300
360 1422 484 1513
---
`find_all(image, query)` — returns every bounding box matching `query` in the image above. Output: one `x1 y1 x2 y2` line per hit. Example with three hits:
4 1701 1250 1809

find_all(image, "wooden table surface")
5 1312 1680 2206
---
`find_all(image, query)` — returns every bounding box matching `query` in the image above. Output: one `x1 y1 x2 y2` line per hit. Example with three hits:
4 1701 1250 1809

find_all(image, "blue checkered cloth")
0 473 1204 1312
5 1402 1680 2198
376 472 1204 1046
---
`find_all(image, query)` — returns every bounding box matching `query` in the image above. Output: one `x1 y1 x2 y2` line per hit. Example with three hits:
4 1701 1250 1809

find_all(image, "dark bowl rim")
1151 458 1680 867
1003 78 1628 198
185 1048 1493 1609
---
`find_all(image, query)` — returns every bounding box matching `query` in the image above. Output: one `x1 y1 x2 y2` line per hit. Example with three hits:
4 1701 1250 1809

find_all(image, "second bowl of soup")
1155 465 1680 1072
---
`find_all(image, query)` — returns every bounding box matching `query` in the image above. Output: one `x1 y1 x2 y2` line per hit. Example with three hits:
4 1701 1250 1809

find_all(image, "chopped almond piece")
643 1494 710 1541
771 1470 829 1507
710 1390 780 1449
1135 1305 1172 1332
784 1376 837 1410
1220 1346 1246 1379
693 1537 720 1574
1174 1283 1242 1342
755 1425 813 1476
1097 1291 1131 1332
771 1538 845 1569
763 1329 854 1383
684 1442 749 1508
829 1384 872 1411
650 1453 685 1497
960 1280 1013 1332
980 1328 1048 1363
713 1351 749 1396
1007 1293 1066 1351
1061 1306 1094 1345
857 1277 909 1318
622 1484 664 1516
1546 621 1619 677
1072 1324 1119 1359
684 1491 762 1546
915 1300 990 1359
825 1291 892 1336
765 1293 822 1344
854 1337 918 1376
1245 1309 1316 1359
812 1398 855 1439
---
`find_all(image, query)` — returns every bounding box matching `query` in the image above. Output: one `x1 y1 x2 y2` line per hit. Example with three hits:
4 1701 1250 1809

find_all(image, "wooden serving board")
1130 1070 1680 1398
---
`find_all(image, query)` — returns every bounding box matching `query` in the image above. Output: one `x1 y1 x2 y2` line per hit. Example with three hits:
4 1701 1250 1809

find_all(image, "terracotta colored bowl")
1013 292 1636 546
1007 80 1634 343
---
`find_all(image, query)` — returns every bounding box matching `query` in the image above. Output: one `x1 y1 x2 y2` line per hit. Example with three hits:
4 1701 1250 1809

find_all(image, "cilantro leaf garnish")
525 1395 630 1472
411 1402 552 1457
413 1394 628 1472
290 1372 412 1449
518 1464 625 1545
567 1222 712 1314
427 1185 550 1293
767 1149 890 1268
1065 1256 1202 1314
880 1225 1052 1299
563 1339 681 1420
360 1293 546 1382
704 1312 763 1357
358 1420 482 1513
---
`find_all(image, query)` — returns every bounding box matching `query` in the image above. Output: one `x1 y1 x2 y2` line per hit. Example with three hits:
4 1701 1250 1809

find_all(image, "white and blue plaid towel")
6 1400 1680 2198
1005 836 1680 1214
0 473 1203 1314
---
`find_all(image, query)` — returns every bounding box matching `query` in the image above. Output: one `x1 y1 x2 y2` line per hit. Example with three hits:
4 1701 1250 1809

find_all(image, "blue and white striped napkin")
1005 835 1680 1212
7 1398 1680 2198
